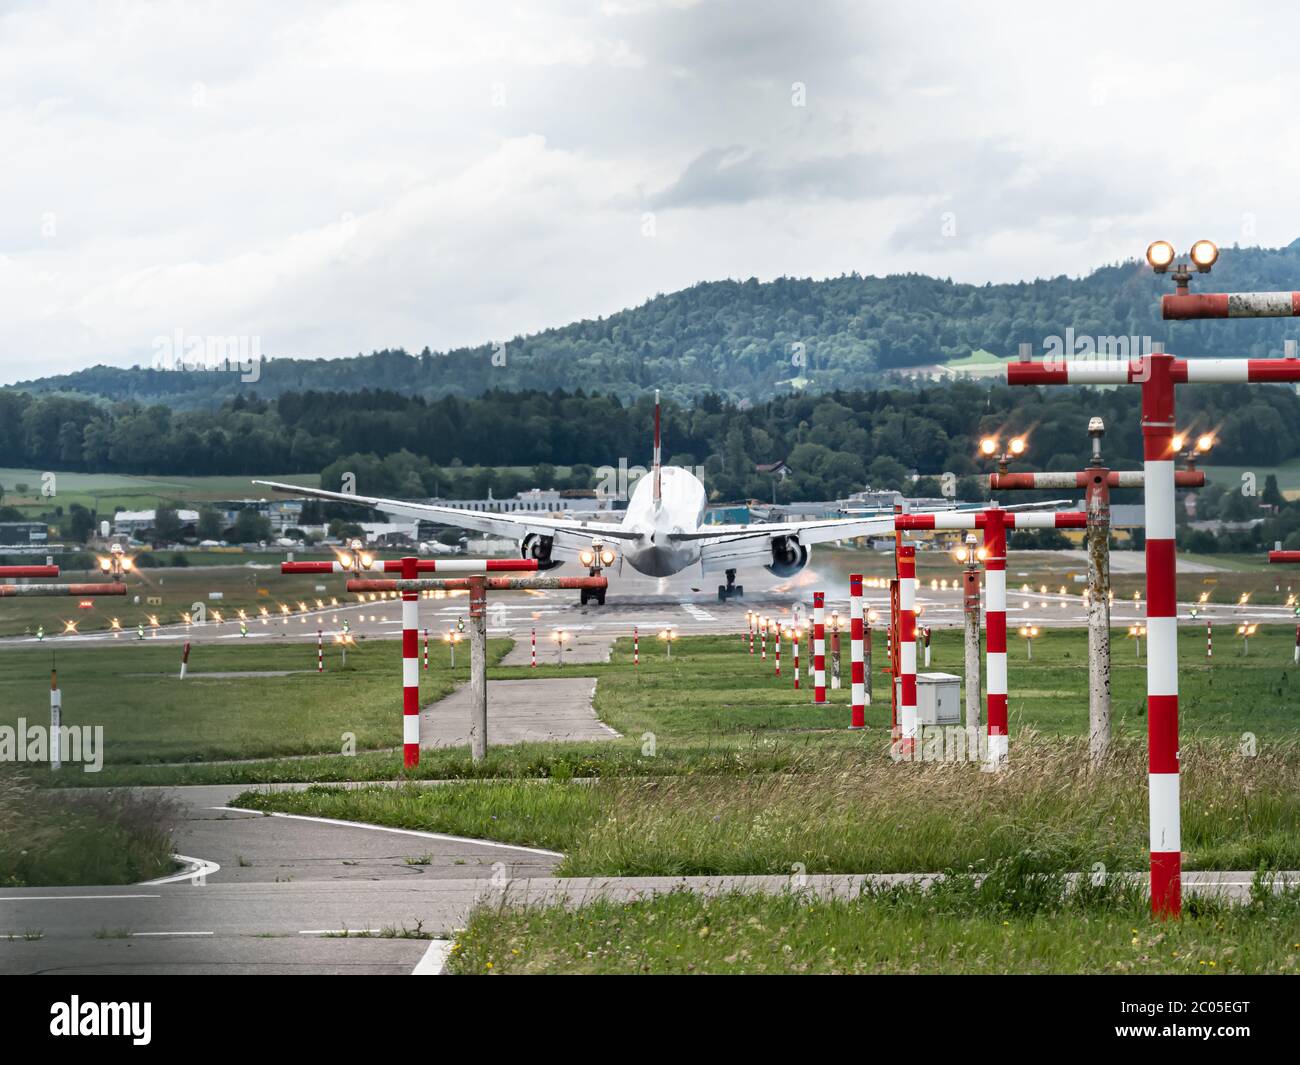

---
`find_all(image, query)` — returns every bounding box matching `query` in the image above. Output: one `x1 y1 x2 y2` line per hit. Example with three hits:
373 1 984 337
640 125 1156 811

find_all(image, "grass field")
40 622 1300 785
0 638 506 765
444 876 1300 974
0 468 320 518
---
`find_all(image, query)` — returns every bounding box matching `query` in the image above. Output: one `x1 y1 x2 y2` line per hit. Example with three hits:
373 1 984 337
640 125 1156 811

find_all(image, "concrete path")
499 632 616 666
0 783 560 975
420 676 620 748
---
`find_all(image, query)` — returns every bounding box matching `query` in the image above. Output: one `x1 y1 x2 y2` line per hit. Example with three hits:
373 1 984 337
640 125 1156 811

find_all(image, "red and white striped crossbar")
346 576 608 593
1162 291 1300 320
1007 352 1256 917
1269 551 1300 564
281 558 541 575
1007 356 1300 386
0 583 126 597
991 470 1205 490
0 565 60 578
894 510 1087 530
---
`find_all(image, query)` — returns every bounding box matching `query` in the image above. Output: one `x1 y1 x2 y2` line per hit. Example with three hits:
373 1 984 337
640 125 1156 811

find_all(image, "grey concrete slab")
420 676 620 748
499 631 615 666
0 931 435 976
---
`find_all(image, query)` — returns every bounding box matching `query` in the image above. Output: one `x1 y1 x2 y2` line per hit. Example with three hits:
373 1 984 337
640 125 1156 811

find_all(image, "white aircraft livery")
254 391 907 604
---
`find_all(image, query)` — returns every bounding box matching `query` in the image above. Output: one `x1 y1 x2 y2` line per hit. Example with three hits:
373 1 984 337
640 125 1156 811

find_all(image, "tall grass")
237 735 1300 875
0 769 178 886
446 874 1300 974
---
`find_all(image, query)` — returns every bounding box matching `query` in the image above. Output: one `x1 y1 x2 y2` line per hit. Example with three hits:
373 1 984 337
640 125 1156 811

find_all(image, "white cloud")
2 0 1299 383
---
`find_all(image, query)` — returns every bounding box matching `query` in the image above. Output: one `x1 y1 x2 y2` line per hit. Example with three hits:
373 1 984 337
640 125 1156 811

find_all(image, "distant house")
113 509 199 538
755 460 790 480
214 499 305 534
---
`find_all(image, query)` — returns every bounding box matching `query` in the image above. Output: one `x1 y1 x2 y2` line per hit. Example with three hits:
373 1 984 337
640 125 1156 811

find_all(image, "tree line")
12 242 1300 407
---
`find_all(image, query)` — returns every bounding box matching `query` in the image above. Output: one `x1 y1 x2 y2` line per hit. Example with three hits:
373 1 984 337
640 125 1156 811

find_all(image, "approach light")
600 547 616 567
1008 437 1027 456
979 437 999 457
1172 432 1187 453
1146 240 1176 273
1195 433 1215 453
579 549 595 567
1189 239 1218 272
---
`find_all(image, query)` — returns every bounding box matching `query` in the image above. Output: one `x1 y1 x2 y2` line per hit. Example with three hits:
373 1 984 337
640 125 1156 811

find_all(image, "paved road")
0 784 560 975
421 676 620 747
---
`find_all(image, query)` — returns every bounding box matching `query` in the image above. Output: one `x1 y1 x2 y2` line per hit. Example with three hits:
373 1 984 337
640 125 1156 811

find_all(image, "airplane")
253 392 1049 605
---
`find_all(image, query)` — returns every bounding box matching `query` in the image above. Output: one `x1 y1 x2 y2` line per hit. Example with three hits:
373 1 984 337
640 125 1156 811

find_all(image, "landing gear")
580 586 607 607
718 569 744 602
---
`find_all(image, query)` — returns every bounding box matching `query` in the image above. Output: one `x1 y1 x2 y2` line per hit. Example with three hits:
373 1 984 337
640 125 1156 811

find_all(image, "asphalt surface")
0 784 560 975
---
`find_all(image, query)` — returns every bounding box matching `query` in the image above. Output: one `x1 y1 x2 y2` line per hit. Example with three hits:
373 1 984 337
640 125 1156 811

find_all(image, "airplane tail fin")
652 389 662 508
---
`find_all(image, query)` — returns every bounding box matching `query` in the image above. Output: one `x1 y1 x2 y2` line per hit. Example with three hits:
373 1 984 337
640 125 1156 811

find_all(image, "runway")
7 553 1292 649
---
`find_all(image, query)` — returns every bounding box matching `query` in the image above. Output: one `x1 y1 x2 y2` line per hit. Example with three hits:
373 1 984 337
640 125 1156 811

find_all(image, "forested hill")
11 240 1300 408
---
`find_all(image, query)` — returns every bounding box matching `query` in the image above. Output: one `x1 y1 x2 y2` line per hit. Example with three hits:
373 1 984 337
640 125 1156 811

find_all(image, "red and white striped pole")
400 556 420 768
531 627 537 668
849 573 865 729
774 623 781 678
180 641 191 680
1206 620 1212 660
316 631 322 673
423 628 429 671
1008 351 1300 919
633 625 639 666
50 665 61 772
792 627 800 690
897 548 917 754
748 612 755 654
1142 354 1181 919
1294 624 1299 666
983 510 1009 769
813 592 827 704
760 616 767 662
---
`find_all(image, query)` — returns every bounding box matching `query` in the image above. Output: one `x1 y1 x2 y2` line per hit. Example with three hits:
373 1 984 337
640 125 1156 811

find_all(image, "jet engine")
520 533 556 569
766 535 810 577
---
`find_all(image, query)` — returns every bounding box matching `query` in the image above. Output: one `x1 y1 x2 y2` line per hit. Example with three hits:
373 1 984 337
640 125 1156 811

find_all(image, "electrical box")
916 672 961 726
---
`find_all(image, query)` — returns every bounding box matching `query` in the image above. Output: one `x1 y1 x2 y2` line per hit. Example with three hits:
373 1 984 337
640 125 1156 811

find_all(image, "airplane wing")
669 515 899 546
251 481 643 544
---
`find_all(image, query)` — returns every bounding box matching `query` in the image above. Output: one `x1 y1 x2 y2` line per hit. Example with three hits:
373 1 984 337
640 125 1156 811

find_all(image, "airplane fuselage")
612 466 709 577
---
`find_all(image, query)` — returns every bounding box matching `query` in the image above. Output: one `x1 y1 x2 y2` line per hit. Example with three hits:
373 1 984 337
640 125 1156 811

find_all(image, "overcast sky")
3 0 1300 384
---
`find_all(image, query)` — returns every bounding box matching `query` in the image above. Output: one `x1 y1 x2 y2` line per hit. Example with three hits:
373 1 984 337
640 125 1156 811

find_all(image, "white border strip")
140 854 221 886
412 939 453 975
215 807 565 859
